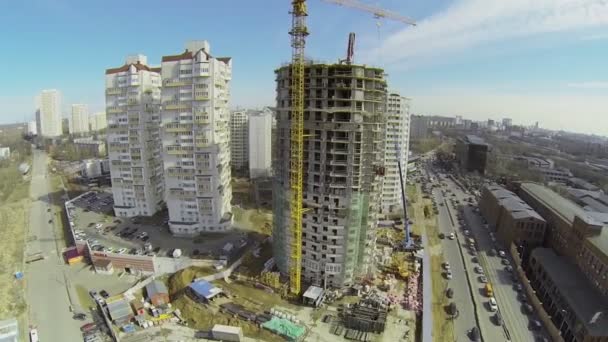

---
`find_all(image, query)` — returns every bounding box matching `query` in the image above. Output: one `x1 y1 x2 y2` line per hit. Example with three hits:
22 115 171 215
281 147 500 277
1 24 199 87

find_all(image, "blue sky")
1 0 608 135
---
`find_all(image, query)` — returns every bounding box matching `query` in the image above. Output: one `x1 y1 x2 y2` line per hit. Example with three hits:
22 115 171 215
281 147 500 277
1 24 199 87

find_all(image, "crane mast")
288 0 308 296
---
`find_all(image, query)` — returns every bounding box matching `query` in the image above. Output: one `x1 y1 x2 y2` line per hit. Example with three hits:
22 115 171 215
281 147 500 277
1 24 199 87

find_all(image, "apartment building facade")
160 41 233 236
273 63 386 288
380 92 410 213
248 109 273 179
106 55 164 217
36 89 63 137
230 110 248 171
70 104 90 135
90 112 108 132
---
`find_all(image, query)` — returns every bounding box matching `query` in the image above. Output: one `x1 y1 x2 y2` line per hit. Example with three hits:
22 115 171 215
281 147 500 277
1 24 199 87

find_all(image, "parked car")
469 327 480 341
73 313 86 321
501 259 510 265
446 288 454 298
494 312 503 326
474 265 484 274
448 233 455 240
443 262 451 270
80 323 98 333
488 297 498 311
489 249 497 256
445 271 453 280
478 276 488 283
498 250 506 257
531 320 542 330
99 290 109 298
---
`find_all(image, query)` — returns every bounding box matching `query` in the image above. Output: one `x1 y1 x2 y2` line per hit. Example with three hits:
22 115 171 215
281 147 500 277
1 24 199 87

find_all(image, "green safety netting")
261 317 306 341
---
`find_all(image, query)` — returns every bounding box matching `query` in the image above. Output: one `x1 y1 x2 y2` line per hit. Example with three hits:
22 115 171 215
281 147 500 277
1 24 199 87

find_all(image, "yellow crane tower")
287 0 415 296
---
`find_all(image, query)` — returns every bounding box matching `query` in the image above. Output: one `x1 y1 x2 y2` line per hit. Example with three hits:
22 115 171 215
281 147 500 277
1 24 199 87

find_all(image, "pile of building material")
261 317 306 341
402 271 422 313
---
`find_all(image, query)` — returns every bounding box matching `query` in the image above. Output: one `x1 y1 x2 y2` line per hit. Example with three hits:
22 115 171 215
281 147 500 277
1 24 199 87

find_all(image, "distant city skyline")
1 0 607 135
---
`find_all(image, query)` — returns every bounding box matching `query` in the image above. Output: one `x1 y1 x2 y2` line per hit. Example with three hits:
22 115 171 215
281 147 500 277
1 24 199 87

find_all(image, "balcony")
107 107 123 114
195 140 211 148
194 95 210 101
164 101 191 111
106 88 123 95
195 116 210 125
166 146 194 155
164 79 191 87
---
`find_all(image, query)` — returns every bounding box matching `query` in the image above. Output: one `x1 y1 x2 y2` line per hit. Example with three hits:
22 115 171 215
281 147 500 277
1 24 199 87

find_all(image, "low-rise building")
107 298 134 324
527 248 608 342
145 280 170 306
568 177 600 192
74 138 106 157
537 167 572 183
518 183 608 296
479 185 546 248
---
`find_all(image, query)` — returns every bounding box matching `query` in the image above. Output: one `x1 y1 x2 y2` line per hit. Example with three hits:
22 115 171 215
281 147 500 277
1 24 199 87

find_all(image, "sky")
1 0 608 135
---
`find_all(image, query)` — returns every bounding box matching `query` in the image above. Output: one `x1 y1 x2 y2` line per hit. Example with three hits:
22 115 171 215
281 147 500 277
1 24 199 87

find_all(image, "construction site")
163 1 425 341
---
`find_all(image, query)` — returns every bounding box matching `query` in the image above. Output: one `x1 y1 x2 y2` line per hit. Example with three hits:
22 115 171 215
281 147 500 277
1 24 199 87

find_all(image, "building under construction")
272 63 387 289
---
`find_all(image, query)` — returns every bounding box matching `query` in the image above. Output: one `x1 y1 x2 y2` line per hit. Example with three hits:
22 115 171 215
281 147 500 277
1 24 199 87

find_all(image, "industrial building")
36 89 63 138
230 110 248 171
380 92 410 213
526 248 608 342
455 135 489 174
74 138 106 157
518 183 608 297
160 41 233 236
248 108 273 179
478 185 546 248
106 54 165 218
273 63 386 288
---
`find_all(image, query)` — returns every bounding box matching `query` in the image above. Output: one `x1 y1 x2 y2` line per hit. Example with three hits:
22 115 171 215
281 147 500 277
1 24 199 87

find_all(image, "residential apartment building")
160 41 233 236
248 109 273 178
273 63 386 288
409 115 428 140
106 54 164 217
478 184 546 248
380 92 410 213
90 112 108 131
70 104 90 135
36 89 63 137
74 137 106 157
230 110 248 171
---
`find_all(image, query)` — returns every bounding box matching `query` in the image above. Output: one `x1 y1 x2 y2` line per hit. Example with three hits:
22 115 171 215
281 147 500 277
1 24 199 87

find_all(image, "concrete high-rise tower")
70 104 90 135
90 112 107 131
230 110 248 171
248 109 273 178
106 54 164 217
36 89 63 137
160 41 233 236
381 93 411 213
273 63 387 288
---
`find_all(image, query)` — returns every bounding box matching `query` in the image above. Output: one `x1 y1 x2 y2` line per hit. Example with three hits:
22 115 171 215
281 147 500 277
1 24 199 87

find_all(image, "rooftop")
189 280 222 299
520 183 600 226
569 177 600 191
107 299 133 321
531 248 608 337
146 280 168 297
464 135 488 146
486 185 544 221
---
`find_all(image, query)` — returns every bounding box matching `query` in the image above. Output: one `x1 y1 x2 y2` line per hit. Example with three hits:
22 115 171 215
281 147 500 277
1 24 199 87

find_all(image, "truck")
485 283 493 297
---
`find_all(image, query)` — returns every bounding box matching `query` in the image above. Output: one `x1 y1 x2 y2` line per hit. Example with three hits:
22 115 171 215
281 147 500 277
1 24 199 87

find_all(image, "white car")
464 230 470 236
29 328 39 342
498 250 506 257
475 265 484 274
488 297 498 311
448 233 455 240
105 247 115 253
117 248 127 254
443 262 451 270
95 223 103 229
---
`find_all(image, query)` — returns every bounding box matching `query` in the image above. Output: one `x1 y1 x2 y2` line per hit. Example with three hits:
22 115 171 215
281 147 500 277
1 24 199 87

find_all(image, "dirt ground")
409 183 454 341
0 174 30 335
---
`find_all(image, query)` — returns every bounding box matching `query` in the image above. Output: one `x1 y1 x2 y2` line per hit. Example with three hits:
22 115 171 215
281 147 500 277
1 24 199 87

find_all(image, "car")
80 323 98 333
443 262 451 270
524 303 534 314
445 271 452 280
494 312 503 326
48 219 53 224
531 319 542 330
469 327 480 341
73 312 86 320
117 248 127 254
448 233 455 240
506 265 514 272
488 297 498 311
439 233 445 239
95 223 102 229
141 236 150 242
515 283 523 291
498 250 506 257
464 230 470 236
478 275 488 283
446 288 454 298
105 247 114 253
471 256 478 263
100 290 110 298
474 265 484 274
489 249 497 256
88 290 98 299
501 259 510 265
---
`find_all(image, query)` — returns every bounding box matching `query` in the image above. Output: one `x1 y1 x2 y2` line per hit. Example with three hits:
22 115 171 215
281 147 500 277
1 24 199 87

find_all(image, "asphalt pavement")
444 176 543 342
25 149 83 341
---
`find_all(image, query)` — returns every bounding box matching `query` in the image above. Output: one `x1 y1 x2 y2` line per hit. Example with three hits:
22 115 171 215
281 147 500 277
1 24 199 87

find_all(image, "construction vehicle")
485 283 494 297
286 0 415 296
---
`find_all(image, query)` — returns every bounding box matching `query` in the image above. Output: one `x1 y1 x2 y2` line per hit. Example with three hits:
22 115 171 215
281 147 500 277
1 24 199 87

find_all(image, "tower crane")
287 0 415 296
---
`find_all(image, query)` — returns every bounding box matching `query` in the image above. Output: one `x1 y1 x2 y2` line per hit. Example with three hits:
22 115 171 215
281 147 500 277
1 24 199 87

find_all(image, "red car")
80 323 98 333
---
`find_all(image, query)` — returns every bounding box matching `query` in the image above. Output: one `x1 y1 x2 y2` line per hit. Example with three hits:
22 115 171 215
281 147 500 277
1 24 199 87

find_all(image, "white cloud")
567 81 608 88
362 0 608 67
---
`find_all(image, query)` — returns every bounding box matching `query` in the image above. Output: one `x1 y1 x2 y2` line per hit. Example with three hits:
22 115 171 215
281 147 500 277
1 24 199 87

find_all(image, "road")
432 185 506 341
25 149 82 341
442 175 542 342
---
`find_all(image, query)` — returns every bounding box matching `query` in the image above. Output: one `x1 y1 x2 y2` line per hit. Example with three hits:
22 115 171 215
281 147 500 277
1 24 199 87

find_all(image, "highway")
442 175 543 341
25 149 82 341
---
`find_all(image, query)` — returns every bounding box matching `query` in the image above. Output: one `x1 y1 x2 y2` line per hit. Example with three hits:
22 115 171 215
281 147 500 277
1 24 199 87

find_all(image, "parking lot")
68 191 255 260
